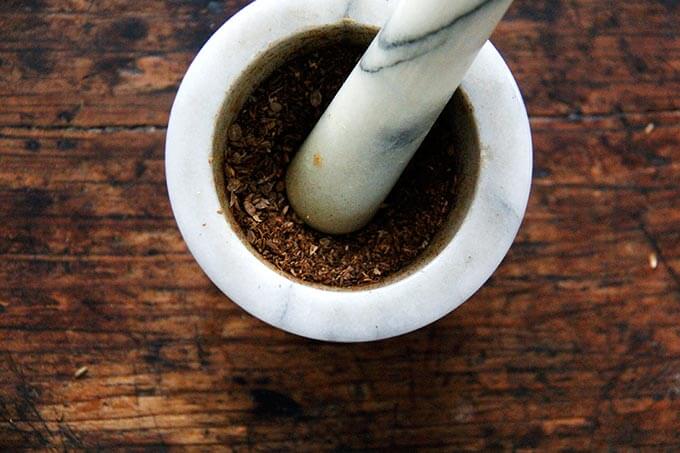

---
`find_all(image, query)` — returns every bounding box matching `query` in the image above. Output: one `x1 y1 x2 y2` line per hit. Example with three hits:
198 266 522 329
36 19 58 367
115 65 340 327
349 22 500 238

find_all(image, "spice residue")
224 42 464 287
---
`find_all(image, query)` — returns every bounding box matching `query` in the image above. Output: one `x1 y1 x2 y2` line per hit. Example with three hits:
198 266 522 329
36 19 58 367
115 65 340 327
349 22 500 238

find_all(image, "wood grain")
1 0 679 450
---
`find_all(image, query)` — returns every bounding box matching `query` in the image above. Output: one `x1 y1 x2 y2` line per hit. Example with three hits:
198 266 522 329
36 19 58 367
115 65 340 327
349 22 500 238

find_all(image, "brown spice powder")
224 42 462 287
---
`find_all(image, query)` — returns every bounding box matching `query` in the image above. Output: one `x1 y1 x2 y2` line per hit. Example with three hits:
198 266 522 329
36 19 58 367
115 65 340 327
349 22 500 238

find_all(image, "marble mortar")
165 0 533 342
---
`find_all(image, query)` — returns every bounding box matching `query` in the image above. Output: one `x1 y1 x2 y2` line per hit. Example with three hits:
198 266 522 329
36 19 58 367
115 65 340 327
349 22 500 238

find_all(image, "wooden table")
1 1 678 450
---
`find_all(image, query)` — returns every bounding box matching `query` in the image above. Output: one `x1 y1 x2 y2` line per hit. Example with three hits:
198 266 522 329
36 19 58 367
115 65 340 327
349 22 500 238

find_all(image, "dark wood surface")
1 0 679 450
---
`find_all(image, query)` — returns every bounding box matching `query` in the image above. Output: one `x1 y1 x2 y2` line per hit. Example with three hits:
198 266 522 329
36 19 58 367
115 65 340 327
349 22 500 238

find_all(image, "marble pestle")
286 0 514 234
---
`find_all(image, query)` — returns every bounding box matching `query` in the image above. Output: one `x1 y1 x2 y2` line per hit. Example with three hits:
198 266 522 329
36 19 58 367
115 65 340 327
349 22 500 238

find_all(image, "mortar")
166 0 532 342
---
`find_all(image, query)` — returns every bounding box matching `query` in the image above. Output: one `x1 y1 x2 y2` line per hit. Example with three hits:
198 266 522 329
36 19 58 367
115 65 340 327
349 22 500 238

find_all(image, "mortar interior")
212 22 480 291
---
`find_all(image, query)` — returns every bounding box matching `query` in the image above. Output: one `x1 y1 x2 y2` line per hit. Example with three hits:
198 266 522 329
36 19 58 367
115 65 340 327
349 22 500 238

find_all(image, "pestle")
286 0 514 234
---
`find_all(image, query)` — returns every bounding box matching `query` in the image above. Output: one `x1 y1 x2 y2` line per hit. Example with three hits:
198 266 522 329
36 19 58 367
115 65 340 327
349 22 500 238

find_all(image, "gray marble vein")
361 0 504 72
343 0 358 18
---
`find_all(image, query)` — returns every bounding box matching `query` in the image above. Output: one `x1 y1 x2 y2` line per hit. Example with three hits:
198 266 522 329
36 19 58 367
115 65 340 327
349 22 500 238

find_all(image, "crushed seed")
244 200 257 217
310 90 323 107
228 123 242 141
223 42 464 287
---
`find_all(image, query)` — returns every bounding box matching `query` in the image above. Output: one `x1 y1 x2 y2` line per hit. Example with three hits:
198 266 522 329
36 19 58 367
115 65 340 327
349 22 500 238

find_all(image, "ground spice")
224 41 463 287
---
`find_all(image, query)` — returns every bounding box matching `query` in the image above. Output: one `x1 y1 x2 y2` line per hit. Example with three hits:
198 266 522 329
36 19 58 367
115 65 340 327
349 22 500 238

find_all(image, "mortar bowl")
166 0 532 342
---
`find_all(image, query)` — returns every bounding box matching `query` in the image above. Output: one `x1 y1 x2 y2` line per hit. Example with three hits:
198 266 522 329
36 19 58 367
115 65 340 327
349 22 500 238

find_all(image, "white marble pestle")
286 0 514 234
